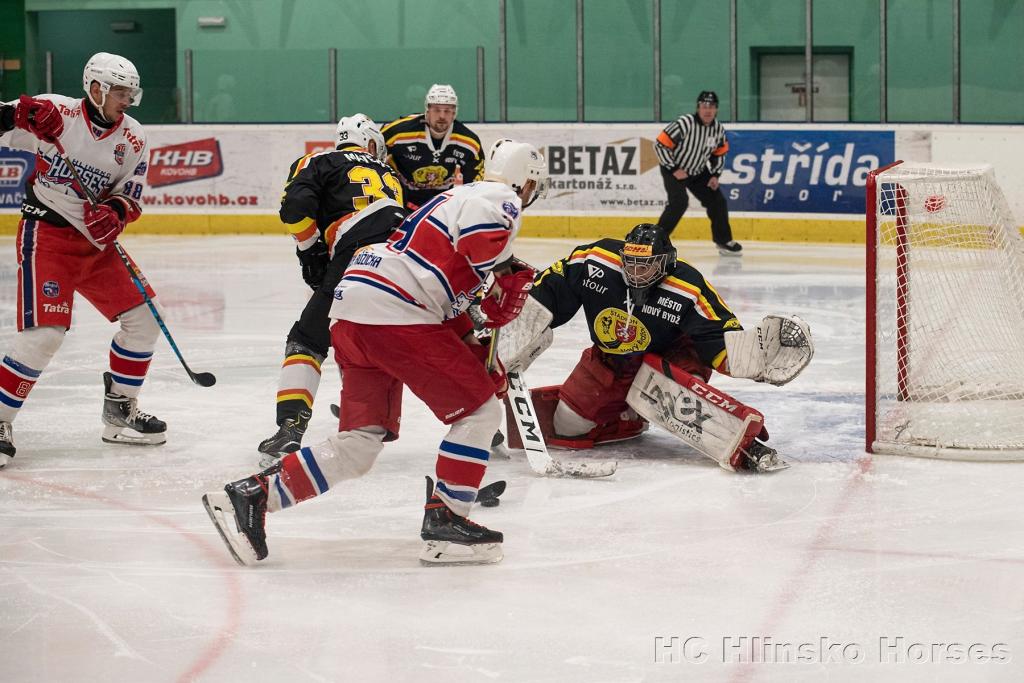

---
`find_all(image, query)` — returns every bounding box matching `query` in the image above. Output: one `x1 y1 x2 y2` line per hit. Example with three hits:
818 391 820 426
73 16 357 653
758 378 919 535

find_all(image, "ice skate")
202 473 270 565
489 429 511 459
716 240 743 256
257 408 311 467
738 439 789 473
101 372 167 445
0 421 14 468
420 476 503 566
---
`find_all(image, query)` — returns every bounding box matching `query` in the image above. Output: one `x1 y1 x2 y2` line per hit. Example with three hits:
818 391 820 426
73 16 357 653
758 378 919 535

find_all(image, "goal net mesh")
870 163 1024 459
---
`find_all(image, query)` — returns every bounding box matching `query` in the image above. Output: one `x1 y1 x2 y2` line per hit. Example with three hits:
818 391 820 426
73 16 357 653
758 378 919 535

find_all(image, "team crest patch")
42 280 60 298
502 201 519 219
133 161 148 176
114 143 127 166
594 307 651 353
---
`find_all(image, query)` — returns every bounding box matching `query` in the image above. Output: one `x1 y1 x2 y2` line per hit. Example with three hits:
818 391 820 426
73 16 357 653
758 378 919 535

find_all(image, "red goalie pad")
503 384 647 450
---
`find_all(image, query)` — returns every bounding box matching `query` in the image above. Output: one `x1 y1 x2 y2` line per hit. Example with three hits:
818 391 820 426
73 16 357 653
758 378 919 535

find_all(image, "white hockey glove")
724 315 813 386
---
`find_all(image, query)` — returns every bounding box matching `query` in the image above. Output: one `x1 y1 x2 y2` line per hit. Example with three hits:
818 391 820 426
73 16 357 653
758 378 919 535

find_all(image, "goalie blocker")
626 355 786 472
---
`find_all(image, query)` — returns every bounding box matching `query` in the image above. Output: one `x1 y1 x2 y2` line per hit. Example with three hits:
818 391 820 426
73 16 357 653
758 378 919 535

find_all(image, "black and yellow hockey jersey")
280 144 403 251
380 114 483 208
532 239 742 370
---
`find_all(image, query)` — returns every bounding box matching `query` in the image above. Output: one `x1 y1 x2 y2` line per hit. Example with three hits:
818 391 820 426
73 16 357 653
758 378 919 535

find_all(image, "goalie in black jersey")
497 224 814 472
380 84 484 209
257 114 408 464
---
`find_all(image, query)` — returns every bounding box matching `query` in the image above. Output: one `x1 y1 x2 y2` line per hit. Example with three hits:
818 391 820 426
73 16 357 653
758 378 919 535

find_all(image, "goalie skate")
101 372 166 445
420 477 503 566
735 440 790 473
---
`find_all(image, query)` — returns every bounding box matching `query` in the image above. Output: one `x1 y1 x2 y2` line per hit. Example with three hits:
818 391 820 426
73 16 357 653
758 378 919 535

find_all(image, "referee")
654 91 742 255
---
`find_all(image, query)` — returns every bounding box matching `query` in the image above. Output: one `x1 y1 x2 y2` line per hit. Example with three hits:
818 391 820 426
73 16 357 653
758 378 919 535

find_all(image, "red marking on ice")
1 472 243 682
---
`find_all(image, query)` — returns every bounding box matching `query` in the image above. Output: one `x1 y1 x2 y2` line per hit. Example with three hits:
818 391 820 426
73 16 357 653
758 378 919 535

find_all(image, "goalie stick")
49 137 216 388
489 330 617 479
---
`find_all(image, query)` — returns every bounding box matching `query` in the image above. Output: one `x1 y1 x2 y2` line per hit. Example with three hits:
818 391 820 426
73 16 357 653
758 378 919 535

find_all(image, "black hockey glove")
0 103 16 133
296 240 329 290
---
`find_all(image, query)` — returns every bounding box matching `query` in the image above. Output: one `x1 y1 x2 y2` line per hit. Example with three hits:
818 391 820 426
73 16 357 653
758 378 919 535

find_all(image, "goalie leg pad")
626 354 766 471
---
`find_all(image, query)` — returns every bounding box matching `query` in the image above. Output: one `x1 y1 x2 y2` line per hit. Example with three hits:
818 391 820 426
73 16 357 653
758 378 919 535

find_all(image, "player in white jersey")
203 139 550 566
0 52 165 467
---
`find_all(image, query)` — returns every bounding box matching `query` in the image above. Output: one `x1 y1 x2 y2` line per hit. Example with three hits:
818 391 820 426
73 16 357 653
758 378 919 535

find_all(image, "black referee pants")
656 167 734 244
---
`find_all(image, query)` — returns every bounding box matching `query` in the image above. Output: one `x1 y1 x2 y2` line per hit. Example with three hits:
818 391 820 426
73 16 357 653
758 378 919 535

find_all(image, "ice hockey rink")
0 235 1020 683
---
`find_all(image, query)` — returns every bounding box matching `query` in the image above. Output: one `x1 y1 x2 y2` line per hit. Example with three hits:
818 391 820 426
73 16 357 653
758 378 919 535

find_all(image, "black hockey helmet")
696 90 719 107
619 223 677 306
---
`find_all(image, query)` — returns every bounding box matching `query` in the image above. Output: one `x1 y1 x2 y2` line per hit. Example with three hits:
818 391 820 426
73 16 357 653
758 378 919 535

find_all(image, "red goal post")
866 160 1024 460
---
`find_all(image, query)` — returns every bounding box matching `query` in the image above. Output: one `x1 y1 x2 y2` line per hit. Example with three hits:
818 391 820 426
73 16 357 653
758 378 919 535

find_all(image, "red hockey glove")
84 202 125 245
13 95 63 143
480 268 535 328
469 341 508 399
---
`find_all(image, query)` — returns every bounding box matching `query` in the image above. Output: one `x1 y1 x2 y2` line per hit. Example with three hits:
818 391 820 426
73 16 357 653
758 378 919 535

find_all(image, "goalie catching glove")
480 265 535 328
724 314 813 386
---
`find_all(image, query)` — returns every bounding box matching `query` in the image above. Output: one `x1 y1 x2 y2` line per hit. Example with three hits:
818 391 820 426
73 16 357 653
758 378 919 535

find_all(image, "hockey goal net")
867 161 1024 460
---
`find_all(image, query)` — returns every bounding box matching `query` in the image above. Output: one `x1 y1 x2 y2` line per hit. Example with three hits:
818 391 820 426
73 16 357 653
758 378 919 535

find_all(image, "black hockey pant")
656 167 734 244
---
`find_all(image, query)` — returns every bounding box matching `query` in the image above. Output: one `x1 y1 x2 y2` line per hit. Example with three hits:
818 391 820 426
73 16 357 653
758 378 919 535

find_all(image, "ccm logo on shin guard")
689 383 740 413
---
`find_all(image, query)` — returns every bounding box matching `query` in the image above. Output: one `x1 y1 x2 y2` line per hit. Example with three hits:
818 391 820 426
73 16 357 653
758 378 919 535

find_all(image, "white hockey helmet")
425 83 458 110
83 52 142 107
335 113 386 161
484 138 550 207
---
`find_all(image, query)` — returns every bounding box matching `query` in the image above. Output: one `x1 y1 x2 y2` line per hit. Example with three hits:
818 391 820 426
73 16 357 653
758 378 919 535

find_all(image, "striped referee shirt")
654 113 729 176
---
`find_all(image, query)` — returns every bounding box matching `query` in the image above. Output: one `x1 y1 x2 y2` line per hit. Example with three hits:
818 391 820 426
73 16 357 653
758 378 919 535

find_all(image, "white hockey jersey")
0 95 148 247
330 181 523 326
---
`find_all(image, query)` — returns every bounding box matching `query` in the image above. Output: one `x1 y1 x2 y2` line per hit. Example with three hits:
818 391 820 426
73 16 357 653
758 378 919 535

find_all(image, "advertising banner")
0 148 35 210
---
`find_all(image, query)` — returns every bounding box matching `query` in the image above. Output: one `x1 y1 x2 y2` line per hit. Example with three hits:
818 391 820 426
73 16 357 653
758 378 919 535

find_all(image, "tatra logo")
122 128 143 153
587 264 604 278
594 307 650 354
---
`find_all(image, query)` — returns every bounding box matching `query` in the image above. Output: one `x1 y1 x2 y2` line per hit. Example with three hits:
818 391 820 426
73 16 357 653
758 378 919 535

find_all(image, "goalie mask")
83 52 142 108
335 113 386 161
484 138 550 208
619 223 677 307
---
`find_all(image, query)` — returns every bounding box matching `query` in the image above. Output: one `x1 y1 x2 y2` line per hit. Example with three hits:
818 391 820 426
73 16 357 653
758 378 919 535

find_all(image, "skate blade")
419 540 503 566
755 458 791 473
201 492 258 566
257 452 283 469
0 453 11 469
102 425 166 445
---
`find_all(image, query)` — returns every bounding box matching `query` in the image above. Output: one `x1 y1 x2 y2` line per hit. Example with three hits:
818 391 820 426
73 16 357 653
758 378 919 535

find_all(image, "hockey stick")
489 330 616 479
50 139 216 387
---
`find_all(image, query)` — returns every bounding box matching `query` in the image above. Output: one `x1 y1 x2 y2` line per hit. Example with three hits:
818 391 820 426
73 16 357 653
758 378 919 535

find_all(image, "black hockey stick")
50 138 216 387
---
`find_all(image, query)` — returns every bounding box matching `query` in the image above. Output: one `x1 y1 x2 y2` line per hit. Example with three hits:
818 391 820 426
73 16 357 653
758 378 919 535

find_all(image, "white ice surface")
1 236 1022 683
